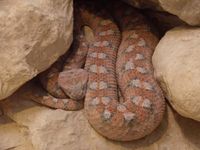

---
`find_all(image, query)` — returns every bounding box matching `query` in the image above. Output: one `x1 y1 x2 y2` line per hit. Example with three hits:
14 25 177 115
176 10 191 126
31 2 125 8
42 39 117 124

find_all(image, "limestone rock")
0 0 73 100
152 26 200 121
0 81 200 150
123 0 200 26
0 116 34 150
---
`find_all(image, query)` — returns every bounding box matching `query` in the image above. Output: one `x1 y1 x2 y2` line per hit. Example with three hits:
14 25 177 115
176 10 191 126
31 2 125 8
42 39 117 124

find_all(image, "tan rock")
153 26 200 121
0 0 73 100
0 115 34 150
123 0 200 26
0 81 200 150
159 0 200 26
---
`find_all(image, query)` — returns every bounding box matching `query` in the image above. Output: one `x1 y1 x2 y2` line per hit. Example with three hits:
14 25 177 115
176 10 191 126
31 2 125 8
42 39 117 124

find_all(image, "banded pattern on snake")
27 0 165 141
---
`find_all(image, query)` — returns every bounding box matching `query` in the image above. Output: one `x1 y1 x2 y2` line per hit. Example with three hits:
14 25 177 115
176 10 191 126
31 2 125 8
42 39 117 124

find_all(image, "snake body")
28 21 88 110
29 1 165 141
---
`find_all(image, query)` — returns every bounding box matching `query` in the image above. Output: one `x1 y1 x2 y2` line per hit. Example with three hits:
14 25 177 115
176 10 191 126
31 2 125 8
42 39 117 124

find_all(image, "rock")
0 115 34 150
143 10 187 36
0 0 73 100
0 81 200 150
123 0 200 26
152 26 200 121
159 0 200 26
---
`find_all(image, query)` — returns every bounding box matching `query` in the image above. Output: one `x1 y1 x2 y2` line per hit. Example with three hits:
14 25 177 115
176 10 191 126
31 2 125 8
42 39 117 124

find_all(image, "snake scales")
27 0 165 141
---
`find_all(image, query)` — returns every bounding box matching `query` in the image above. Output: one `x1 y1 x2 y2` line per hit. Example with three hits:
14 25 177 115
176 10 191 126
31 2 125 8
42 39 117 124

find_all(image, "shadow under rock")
173 107 200 149
0 79 46 118
0 115 14 125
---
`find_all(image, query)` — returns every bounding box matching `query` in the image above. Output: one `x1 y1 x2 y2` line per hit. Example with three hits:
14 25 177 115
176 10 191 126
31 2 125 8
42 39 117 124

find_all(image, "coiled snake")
27 1 165 141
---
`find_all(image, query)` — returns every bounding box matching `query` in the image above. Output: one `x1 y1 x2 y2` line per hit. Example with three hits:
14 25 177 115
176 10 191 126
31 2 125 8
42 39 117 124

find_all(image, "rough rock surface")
159 0 200 26
0 116 31 150
153 26 200 121
144 10 186 36
0 81 200 150
123 0 200 26
0 0 73 100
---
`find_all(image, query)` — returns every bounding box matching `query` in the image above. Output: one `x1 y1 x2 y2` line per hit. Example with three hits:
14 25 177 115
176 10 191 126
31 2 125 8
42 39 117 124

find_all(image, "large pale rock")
0 116 34 150
0 0 73 100
0 81 200 150
152 26 200 121
123 0 200 26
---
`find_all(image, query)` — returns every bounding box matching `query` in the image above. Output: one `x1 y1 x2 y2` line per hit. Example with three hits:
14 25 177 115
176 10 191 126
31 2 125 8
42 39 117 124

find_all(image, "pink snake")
27 1 165 141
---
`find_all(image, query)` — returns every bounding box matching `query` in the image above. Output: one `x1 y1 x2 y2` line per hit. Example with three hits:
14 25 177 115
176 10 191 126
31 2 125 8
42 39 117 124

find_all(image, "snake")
27 15 88 110
27 0 165 141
